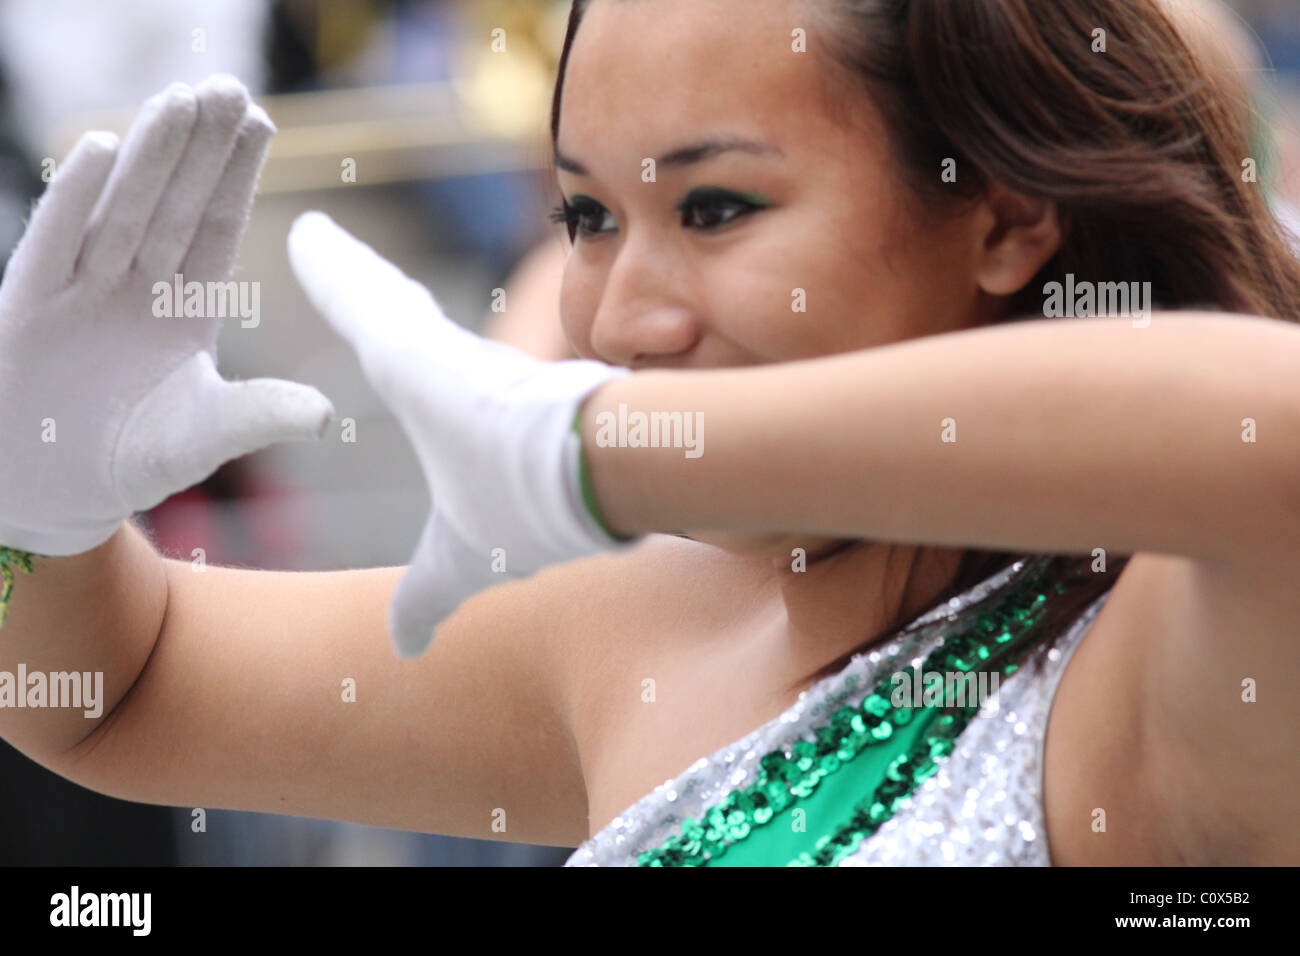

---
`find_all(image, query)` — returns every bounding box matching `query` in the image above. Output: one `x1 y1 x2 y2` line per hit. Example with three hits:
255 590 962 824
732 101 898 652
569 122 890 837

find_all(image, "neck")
764 539 967 690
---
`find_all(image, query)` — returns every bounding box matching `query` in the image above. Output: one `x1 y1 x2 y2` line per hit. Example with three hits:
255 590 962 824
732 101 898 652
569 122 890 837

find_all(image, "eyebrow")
553 136 784 175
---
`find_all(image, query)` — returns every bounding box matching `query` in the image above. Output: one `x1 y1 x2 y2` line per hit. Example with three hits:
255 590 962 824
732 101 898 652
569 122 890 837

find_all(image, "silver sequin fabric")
564 557 1112 867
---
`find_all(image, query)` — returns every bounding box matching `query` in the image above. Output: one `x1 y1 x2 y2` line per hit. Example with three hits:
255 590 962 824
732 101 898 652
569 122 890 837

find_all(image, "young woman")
1 0 1298 867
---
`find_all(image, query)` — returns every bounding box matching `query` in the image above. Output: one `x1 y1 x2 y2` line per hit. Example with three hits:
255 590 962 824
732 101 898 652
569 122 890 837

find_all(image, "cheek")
706 213 903 361
690 247 816 362
854 213 982 340
771 201 975 354
805 203 921 349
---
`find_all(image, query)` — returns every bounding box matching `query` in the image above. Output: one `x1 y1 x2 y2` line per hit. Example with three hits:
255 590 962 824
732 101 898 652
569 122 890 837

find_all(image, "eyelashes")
548 198 583 242
550 195 611 241
550 189 770 240
548 202 572 242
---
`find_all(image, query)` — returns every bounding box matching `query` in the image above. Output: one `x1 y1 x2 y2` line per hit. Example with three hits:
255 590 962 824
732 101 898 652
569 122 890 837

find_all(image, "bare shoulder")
1145 552 1300 863
528 534 785 835
531 534 774 714
1044 551 1300 864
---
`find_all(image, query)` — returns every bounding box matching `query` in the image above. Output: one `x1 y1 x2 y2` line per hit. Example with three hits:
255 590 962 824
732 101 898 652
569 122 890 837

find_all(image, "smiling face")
553 0 1000 371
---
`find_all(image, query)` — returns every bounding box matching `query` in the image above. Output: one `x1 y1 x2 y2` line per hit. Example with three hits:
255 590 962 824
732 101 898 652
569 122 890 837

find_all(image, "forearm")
0 522 167 766
582 312 1300 565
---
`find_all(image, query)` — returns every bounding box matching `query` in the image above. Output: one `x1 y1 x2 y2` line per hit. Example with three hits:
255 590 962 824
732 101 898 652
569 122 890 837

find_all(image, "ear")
971 181 1062 296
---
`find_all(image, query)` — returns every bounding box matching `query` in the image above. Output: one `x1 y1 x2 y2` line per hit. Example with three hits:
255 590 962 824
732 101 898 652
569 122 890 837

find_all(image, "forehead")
559 0 854 163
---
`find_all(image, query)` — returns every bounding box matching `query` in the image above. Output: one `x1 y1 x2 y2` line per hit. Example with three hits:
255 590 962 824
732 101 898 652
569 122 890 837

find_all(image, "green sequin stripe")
0 547 38 628
788 610 1040 867
636 558 1077 867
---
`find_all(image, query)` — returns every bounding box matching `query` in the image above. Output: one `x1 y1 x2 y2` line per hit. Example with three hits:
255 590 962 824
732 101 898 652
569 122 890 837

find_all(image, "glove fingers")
287 211 412 346
287 211 470 354
5 130 118 293
180 102 275 282
78 83 198 282
134 75 250 280
288 211 495 417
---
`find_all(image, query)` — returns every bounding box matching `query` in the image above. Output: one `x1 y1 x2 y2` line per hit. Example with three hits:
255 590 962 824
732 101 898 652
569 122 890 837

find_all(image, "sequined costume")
565 555 1113 866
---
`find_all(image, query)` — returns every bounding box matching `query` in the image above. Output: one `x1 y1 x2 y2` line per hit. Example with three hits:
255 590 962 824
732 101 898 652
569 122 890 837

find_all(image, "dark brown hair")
549 0 1300 676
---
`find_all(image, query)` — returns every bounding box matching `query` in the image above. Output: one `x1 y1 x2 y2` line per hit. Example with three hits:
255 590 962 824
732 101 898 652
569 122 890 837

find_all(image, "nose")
588 239 700 367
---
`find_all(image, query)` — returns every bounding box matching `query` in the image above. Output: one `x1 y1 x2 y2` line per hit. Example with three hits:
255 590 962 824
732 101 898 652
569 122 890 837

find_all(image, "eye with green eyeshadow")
676 187 773 231
549 187 773 240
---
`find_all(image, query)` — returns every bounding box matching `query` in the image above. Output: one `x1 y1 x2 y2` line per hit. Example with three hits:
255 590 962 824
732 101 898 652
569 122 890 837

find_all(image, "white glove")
0 76 334 556
287 212 638 658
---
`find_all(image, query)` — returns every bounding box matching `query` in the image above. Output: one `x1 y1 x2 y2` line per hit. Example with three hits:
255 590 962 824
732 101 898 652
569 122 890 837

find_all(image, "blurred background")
0 0 1297 865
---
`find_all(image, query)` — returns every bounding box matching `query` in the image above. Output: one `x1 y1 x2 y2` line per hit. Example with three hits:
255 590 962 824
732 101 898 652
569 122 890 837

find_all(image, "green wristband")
0 546 38 628
572 405 634 543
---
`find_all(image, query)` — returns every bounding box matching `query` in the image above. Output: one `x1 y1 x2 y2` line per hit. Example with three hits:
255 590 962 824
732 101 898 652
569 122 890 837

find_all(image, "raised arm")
583 312 1300 569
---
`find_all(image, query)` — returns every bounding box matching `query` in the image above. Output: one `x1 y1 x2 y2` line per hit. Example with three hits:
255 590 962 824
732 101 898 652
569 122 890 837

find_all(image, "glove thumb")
208 374 335 456
115 352 334 511
389 513 492 659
